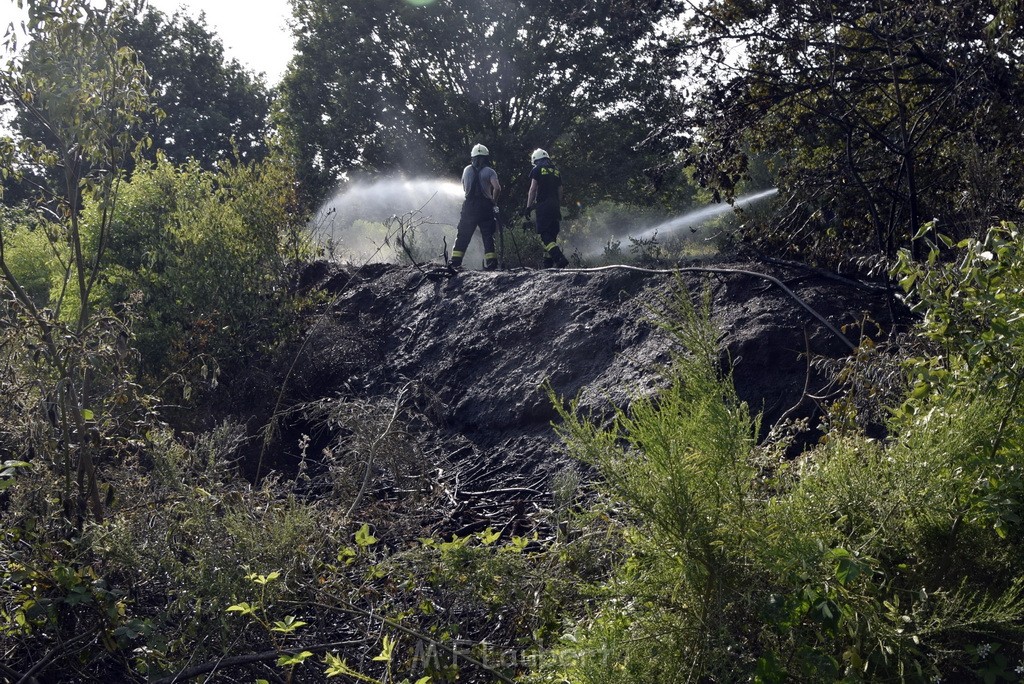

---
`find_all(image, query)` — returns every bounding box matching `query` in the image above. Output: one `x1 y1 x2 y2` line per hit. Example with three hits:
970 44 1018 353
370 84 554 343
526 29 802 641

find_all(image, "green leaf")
271 616 308 633
226 602 256 616
1 459 32 488
500 534 531 554
324 653 356 677
277 651 315 667
355 523 378 548
250 571 281 586
337 547 357 565
477 527 501 546
373 634 396 662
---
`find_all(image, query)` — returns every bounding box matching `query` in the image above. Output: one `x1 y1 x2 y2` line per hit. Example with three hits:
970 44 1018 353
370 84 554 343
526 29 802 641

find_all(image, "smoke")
311 177 493 266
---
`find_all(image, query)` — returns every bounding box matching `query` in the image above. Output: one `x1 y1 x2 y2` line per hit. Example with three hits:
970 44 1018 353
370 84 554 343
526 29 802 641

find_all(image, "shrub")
536 265 1024 683
0 209 53 308
81 154 307 385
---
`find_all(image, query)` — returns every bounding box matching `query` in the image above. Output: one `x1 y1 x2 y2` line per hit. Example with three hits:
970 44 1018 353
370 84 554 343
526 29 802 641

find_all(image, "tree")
675 0 1024 265
86 154 302 384
277 0 684 206
0 0 153 522
118 7 273 167
5 4 273 206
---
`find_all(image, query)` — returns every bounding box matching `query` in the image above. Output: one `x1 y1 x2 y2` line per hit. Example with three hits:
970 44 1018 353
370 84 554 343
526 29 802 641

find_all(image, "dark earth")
223 259 901 537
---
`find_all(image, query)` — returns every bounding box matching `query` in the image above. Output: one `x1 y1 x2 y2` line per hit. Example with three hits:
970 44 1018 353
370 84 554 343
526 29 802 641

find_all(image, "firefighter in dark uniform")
525 148 568 268
451 143 501 270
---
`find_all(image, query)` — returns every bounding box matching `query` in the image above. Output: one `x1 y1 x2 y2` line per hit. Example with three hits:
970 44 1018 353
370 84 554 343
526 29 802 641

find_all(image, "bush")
536 264 1024 682
82 155 307 385
0 208 54 309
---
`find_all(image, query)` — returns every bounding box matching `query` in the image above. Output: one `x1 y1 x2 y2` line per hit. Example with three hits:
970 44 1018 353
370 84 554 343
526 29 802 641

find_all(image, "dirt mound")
234 261 898 535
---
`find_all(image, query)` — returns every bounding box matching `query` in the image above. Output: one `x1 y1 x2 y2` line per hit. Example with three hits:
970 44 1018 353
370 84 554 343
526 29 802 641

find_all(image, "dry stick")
759 255 890 293
16 627 100 684
344 382 411 521
0 662 28 683
150 640 366 684
460 486 545 497
989 375 1023 460
390 198 437 273
770 327 816 433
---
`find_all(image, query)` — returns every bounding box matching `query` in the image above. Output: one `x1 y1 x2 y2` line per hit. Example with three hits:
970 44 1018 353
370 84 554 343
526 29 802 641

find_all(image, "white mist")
584 187 779 259
312 178 492 266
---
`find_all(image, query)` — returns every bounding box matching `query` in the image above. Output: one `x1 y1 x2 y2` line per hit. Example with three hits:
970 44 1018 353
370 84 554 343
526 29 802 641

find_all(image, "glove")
522 205 535 219
493 205 500 216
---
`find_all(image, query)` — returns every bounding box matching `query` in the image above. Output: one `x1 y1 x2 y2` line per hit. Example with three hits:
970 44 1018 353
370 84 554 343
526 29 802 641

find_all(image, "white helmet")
531 148 549 163
471 143 489 157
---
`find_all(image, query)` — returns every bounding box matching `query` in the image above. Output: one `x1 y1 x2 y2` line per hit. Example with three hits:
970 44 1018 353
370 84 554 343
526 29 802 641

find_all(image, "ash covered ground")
223 261 899 536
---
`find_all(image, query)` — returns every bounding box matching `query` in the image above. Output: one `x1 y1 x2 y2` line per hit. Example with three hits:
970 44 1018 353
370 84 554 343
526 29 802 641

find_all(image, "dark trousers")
453 199 496 263
535 201 562 264
536 201 561 246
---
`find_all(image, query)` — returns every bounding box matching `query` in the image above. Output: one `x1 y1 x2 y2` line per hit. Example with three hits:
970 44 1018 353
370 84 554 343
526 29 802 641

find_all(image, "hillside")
229 260 898 536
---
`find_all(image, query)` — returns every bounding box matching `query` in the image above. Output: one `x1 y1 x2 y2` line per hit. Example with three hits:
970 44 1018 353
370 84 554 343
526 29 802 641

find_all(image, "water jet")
583 187 779 259
312 178 489 265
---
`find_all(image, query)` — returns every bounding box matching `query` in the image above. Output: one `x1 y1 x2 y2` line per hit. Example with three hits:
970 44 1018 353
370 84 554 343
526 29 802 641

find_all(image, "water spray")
584 187 779 258
636 188 779 240
311 177 471 264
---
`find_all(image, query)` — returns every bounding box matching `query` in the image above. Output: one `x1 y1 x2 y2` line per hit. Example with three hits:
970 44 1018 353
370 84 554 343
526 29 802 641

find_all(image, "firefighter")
451 143 501 270
524 148 568 268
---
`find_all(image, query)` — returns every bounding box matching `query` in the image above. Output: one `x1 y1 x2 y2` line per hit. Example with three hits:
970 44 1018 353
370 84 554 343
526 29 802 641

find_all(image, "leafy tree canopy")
4 2 272 206
118 6 273 167
675 0 1024 265
278 0 685 207
0 0 155 521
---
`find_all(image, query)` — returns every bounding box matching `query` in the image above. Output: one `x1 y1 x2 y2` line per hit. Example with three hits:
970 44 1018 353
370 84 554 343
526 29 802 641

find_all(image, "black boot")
549 246 569 269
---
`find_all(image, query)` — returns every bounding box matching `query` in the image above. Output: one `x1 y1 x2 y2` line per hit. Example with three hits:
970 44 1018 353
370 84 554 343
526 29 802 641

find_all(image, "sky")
0 0 296 84
147 0 294 83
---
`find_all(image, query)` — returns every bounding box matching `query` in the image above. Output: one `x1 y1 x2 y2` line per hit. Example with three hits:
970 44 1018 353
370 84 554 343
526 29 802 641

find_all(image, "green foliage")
6 4 272 200
0 0 156 522
536 270 1024 682
85 424 326 674
899 223 1024 395
549 284 763 680
895 222 1024 540
0 208 51 307
117 6 272 167
4 6 1024 682
0 531 156 659
82 154 304 383
679 0 1024 264
557 287 756 574
278 0 683 206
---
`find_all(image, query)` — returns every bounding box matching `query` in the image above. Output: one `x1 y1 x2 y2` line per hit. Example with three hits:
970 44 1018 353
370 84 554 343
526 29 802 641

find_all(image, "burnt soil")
223 260 902 537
